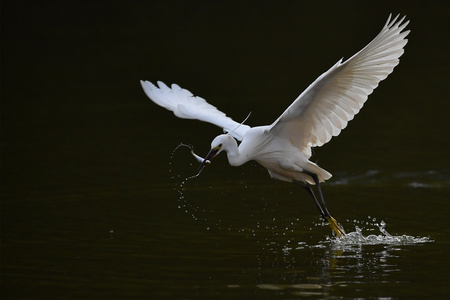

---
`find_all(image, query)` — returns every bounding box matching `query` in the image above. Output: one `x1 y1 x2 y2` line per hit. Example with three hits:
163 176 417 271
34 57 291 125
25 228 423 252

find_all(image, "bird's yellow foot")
325 216 346 237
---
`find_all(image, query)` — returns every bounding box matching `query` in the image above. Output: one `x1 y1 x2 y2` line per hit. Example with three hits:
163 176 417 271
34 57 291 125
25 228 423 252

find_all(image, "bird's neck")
226 144 247 167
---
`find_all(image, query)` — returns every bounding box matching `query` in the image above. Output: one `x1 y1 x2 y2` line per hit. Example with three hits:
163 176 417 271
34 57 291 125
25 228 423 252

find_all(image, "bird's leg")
301 170 330 216
293 180 327 220
300 170 346 237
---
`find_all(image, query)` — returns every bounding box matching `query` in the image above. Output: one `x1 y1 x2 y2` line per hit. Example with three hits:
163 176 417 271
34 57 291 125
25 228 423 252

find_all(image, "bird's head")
197 134 233 174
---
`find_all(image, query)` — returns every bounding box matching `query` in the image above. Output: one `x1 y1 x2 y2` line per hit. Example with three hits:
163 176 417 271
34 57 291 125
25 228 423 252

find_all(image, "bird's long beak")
197 147 219 174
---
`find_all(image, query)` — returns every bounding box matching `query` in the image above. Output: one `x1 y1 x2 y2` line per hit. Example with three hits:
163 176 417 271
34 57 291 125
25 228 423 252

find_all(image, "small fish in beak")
197 146 220 174
179 143 211 175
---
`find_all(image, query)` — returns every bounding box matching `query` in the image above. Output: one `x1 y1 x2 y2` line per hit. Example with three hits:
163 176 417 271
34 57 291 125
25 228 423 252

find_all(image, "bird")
140 14 409 237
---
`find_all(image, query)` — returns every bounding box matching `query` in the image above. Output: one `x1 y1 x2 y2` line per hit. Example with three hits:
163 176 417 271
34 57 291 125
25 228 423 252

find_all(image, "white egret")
141 14 409 237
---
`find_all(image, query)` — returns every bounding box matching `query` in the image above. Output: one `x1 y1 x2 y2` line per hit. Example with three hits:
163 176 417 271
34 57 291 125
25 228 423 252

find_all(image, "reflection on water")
256 283 325 297
243 216 435 299
230 226 434 299
265 244 407 298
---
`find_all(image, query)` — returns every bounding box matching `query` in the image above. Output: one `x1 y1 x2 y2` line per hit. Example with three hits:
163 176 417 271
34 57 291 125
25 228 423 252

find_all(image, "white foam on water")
327 218 433 247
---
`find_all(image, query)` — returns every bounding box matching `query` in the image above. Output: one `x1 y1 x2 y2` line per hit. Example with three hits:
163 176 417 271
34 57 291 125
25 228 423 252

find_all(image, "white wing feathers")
140 81 250 140
269 14 410 157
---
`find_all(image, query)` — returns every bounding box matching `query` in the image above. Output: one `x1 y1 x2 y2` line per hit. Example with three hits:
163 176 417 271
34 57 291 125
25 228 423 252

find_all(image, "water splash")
328 218 432 247
169 143 209 221
169 143 247 232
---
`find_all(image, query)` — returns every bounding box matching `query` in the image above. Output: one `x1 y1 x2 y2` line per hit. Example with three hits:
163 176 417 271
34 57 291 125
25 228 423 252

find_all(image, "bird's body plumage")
140 14 410 236
215 127 331 184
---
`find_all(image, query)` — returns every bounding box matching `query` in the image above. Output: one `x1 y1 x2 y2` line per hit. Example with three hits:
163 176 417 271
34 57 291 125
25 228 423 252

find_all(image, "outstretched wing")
140 81 250 140
269 14 410 156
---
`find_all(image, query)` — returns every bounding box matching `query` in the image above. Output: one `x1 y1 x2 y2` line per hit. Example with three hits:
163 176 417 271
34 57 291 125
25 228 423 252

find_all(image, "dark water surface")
2 1 450 299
